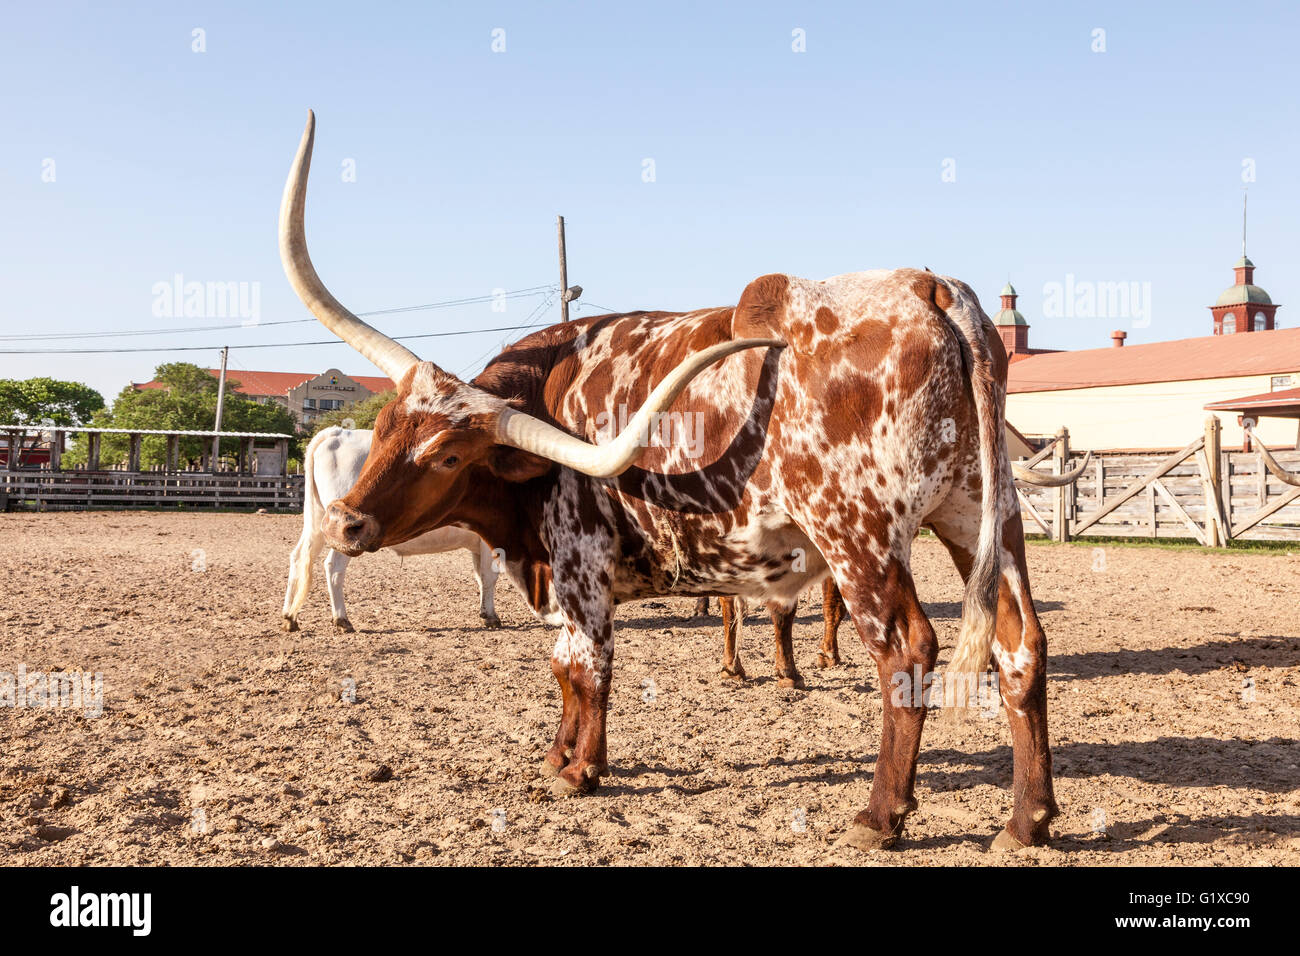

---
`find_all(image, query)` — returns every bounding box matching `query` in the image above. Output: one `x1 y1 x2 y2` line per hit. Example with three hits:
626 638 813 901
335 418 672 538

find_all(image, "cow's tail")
942 286 1004 714
302 428 330 526
283 427 333 625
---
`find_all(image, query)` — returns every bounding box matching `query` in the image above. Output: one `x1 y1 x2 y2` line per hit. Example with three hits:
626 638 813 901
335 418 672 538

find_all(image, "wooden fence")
0 470 303 512
1016 420 1300 544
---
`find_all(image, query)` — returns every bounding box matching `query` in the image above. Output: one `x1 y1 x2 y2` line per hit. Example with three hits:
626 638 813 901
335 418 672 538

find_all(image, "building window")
1254 311 1267 331
303 398 317 410
1222 313 1235 334
1272 375 1293 391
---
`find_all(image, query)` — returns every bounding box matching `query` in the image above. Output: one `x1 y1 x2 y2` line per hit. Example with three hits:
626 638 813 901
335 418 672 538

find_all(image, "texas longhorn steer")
277 112 1084 850
283 425 505 632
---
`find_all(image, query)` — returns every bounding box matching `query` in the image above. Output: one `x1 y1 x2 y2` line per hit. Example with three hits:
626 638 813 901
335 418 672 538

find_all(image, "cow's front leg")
718 596 746 680
549 616 614 797
770 599 805 688
540 651 579 778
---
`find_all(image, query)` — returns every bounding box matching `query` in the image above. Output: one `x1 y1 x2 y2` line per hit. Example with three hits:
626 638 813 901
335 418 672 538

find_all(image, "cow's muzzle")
324 501 382 555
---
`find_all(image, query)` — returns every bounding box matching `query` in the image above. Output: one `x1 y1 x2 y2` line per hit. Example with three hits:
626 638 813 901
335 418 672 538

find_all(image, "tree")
308 390 396 438
63 362 298 469
0 377 104 426
0 377 104 467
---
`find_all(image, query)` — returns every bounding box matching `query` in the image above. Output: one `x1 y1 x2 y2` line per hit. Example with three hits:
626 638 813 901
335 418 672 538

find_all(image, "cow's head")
279 111 782 555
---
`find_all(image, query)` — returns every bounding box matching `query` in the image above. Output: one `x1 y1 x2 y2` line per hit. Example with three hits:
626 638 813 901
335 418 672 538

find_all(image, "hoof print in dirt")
31 824 77 843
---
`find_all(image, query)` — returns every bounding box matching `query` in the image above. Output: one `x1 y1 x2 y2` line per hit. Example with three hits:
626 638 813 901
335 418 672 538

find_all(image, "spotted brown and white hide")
280 113 1057 852
324 272 1057 850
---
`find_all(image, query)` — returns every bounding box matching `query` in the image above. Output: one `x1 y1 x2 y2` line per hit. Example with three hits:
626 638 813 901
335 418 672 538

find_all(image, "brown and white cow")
277 112 1083 850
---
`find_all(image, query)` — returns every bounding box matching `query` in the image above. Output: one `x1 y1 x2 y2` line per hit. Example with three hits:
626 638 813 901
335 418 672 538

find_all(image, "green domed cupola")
993 281 1031 354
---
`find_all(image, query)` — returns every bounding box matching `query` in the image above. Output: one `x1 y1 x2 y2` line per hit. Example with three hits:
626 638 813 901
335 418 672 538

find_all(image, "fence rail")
1016 421 1300 545
1 470 304 511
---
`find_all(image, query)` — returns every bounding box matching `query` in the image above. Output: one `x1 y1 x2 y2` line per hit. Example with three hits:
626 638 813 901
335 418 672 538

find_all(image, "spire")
1242 190 1248 259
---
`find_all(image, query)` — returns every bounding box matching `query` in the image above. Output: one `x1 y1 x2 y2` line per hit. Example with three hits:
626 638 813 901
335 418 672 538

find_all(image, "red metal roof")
1007 327 1300 394
1205 386 1300 416
136 369 395 397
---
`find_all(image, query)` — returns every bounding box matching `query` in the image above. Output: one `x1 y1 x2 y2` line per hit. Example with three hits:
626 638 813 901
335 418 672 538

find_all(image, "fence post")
1203 416 1225 546
1054 427 1071 542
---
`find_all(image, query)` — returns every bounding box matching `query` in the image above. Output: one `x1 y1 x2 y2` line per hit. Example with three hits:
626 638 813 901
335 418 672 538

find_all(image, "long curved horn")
279 110 420 383
496 338 785 477
1012 450 1092 486
1258 443 1300 487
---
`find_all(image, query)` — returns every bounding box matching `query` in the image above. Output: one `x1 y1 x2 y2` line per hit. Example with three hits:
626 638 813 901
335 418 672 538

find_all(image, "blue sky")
2 0 1297 403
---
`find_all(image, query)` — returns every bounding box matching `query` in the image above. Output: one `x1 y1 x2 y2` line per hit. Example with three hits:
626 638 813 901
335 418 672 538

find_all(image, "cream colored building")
1004 255 1298 452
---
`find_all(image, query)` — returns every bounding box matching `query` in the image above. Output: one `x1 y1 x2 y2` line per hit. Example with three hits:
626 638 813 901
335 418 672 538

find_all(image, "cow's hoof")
550 770 599 799
719 667 746 682
990 828 1028 852
333 618 355 633
538 758 563 778
481 614 502 629
815 652 840 669
835 823 898 851
282 617 299 633
777 674 805 690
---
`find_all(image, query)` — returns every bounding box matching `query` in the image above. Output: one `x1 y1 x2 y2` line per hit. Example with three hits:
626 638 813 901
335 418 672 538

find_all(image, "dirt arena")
2 510 1297 866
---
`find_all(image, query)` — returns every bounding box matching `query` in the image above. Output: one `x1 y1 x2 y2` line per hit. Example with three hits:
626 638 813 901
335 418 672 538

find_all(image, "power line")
455 289 560 378
0 324 553 355
0 285 557 342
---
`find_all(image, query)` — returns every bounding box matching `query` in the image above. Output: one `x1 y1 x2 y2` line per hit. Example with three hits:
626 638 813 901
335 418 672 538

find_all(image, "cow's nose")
324 501 381 554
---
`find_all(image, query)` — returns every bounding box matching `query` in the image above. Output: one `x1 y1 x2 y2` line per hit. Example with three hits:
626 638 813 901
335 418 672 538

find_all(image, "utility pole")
557 214 582 321
557 215 571 322
211 346 229 472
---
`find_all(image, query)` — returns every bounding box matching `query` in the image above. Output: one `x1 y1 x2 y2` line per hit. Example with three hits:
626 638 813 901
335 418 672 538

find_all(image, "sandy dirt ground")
1 510 1297 866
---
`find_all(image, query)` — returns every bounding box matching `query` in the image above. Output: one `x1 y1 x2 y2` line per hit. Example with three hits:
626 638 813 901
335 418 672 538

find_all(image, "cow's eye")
442 455 460 469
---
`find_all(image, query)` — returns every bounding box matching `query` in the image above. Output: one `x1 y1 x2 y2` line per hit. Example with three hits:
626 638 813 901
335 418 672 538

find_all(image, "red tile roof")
1008 327 1300 394
136 369 395 397
1205 386 1300 416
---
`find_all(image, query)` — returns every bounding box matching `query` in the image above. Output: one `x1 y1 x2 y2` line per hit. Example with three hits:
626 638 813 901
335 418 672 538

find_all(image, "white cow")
282 426 502 632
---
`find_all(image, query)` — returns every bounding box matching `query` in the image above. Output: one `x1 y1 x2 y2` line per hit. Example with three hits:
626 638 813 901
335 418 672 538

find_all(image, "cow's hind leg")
282 526 324 631
926 504 1057 848
833 556 938 849
322 549 354 632
718 596 746 681
816 578 845 668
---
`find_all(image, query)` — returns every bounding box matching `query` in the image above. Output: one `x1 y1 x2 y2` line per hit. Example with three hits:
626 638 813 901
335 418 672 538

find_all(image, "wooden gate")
1015 419 1300 545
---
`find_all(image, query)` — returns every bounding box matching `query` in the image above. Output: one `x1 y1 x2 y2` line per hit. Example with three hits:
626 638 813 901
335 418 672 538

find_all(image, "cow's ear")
486 445 554 483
